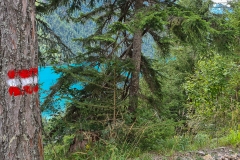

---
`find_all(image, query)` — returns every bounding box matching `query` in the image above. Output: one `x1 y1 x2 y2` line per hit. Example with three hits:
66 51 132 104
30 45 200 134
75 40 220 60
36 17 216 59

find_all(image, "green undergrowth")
218 129 240 147
152 129 240 157
43 127 240 160
44 134 148 160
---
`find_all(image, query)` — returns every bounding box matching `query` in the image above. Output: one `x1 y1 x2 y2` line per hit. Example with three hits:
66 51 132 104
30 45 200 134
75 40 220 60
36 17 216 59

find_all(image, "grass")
44 124 240 160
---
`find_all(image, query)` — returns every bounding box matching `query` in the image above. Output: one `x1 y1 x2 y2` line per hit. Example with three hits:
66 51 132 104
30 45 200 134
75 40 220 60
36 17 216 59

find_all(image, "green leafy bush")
219 130 240 147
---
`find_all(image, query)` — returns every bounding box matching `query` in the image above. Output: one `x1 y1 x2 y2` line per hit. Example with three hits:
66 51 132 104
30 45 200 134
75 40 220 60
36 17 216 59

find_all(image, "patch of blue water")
39 66 83 118
39 66 60 117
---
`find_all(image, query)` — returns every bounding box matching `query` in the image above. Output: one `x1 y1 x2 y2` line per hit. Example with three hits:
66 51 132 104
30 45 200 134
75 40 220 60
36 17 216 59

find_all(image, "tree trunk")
129 0 143 116
0 0 44 159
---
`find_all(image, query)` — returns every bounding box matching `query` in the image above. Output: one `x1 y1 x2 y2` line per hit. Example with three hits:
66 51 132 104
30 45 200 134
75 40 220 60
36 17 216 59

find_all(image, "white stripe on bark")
7 76 38 86
6 79 21 86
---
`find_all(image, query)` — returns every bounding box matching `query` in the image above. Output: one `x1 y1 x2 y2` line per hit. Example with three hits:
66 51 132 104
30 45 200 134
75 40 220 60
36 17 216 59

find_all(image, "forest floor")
150 146 240 160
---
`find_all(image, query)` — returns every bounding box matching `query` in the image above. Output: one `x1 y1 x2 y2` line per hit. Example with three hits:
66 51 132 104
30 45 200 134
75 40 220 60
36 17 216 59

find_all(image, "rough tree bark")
129 0 143 116
0 0 44 159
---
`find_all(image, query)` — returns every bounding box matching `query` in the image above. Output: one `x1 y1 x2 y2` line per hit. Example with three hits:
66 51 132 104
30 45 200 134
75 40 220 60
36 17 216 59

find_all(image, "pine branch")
37 17 75 59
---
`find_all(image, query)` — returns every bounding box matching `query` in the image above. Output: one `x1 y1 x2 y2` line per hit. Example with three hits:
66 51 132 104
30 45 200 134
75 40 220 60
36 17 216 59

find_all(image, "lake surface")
39 66 60 117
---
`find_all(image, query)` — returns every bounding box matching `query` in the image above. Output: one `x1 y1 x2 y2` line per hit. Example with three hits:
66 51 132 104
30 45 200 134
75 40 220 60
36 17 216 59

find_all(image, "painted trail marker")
7 68 39 96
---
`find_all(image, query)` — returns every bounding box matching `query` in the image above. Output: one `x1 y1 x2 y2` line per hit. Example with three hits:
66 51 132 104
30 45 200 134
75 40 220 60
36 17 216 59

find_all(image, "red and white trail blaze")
7 67 39 96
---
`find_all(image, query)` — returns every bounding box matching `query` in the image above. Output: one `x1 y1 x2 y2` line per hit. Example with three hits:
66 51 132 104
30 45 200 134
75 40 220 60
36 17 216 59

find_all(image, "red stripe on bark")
23 85 33 94
33 85 39 92
29 67 38 75
19 69 31 78
9 87 22 96
7 70 16 79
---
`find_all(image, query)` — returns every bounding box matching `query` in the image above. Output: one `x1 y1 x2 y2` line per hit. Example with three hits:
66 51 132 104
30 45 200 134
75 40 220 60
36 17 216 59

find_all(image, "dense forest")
36 0 240 159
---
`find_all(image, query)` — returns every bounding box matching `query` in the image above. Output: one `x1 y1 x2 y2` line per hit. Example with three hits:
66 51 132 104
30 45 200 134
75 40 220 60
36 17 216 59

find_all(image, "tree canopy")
37 0 240 159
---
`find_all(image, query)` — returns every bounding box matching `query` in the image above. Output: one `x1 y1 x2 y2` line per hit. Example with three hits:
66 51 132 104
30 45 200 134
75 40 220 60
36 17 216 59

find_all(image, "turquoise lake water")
39 66 60 117
39 66 83 117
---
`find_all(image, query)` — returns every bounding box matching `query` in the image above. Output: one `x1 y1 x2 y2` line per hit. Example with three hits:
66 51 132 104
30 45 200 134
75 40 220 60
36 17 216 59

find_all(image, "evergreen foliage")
37 0 240 159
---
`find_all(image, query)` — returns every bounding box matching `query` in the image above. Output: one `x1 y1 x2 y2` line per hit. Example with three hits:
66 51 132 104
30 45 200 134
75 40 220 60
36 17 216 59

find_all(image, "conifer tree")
40 0 213 129
0 0 43 159
129 0 144 117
